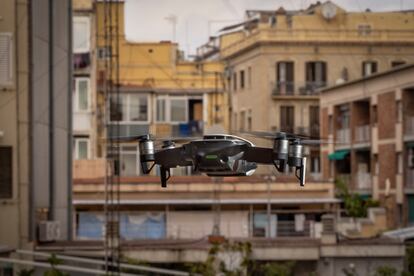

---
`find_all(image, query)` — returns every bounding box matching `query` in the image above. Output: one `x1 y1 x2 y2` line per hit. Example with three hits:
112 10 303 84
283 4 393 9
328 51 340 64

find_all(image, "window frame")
74 77 90 112
0 33 13 87
74 137 90 160
169 96 189 123
73 16 91 53
110 93 150 124
0 146 12 199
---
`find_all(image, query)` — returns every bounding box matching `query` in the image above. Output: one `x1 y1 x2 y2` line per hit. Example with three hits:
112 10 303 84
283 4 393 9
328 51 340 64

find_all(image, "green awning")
328 150 350 160
407 142 414 149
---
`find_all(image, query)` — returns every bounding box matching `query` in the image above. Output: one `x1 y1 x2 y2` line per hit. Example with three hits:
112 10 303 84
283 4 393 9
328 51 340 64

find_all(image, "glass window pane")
73 18 89 52
77 140 88 159
156 99 166 122
170 99 187 122
77 79 88 110
110 94 126 121
129 95 148 121
121 154 137 176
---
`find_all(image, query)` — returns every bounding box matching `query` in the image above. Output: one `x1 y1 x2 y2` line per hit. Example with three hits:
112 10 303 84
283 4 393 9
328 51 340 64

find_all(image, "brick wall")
378 92 396 140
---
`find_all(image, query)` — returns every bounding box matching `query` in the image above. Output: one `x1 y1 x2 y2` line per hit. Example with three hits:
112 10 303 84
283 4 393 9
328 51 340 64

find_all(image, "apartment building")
70 0 339 252
197 1 414 177
0 0 72 250
320 64 414 227
72 0 98 160
94 1 229 176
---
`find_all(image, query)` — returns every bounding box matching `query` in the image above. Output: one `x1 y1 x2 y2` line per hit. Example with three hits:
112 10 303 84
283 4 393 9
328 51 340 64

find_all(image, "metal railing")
406 169 414 188
336 128 351 144
337 174 351 186
356 172 372 189
405 116 414 136
271 81 326 96
354 125 371 143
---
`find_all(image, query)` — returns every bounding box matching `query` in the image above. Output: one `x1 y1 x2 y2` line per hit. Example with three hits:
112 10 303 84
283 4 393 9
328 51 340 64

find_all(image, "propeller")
105 134 201 144
241 130 339 145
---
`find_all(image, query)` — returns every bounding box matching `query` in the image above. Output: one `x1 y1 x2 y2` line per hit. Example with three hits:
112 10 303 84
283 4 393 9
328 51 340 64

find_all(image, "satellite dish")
322 2 337 20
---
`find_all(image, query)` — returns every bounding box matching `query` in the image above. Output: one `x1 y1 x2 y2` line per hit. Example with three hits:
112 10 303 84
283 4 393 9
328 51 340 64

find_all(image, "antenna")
165 14 177 42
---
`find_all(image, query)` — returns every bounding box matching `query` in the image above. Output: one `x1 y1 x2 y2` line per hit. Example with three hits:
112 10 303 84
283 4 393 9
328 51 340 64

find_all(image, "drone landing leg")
295 157 306 187
160 166 171 188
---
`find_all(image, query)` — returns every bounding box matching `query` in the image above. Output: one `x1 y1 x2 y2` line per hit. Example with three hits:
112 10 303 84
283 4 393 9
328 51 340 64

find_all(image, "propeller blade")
241 130 319 140
300 139 343 145
154 136 202 143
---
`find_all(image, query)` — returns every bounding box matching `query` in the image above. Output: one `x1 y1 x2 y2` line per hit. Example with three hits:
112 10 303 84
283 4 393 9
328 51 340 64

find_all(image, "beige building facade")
0 0 72 250
197 1 414 176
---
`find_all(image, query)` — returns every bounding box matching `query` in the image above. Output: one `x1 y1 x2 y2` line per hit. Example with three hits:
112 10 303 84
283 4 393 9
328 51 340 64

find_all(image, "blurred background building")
0 0 72 249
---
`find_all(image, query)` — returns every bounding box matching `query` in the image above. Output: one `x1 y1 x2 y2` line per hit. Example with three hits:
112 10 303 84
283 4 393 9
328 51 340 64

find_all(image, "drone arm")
154 147 193 168
243 146 275 164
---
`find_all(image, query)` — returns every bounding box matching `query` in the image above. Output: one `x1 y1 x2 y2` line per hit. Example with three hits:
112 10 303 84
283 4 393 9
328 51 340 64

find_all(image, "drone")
114 131 331 188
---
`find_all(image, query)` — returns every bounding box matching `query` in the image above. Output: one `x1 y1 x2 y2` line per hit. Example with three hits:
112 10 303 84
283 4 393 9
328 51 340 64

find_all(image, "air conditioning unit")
38 221 61 242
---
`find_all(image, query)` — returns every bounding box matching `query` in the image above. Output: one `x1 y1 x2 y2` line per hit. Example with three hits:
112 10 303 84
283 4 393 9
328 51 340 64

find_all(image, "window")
305 61 326 92
110 94 148 123
276 61 294 95
233 72 237 91
170 98 187 122
115 145 140 176
362 61 377 77
97 46 111 59
73 17 90 53
309 106 320 137
247 109 252 131
328 115 333 134
240 70 245 89
240 110 246 131
391 61 406 68
280 106 294 133
156 98 166 122
0 33 13 86
358 24 371 36
248 66 252 88
0 146 12 199
310 155 320 173
74 78 90 111
74 138 89 160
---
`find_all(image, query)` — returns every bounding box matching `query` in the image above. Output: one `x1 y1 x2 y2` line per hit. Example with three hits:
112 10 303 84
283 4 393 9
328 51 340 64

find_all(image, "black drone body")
135 133 312 188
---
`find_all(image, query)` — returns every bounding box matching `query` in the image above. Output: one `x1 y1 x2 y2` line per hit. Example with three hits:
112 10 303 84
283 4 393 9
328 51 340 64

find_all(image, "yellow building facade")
95 2 228 163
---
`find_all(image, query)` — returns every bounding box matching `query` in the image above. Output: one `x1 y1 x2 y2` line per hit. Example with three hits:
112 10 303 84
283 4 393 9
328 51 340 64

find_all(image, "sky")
124 0 414 57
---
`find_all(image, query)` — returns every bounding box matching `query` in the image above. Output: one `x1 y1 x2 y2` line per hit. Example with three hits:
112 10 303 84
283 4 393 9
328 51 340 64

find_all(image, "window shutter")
0 147 12 199
0 33 13 86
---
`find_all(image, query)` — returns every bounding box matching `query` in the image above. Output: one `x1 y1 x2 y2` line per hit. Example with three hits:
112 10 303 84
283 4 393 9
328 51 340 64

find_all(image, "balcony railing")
356 172 372 189
405 116 414 136
336 128 351 144
272 81 326 97
337 174 351 186
406 169 414 188
354 125 371 143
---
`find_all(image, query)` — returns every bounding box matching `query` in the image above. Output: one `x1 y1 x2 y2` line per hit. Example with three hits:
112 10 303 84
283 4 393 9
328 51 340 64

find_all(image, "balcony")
73 112 92 132
405 116 414 137
271 81 324 98
337 174 351 186
355 172 372 190
336 128 351 144
354 125 371 144
406 169 414 189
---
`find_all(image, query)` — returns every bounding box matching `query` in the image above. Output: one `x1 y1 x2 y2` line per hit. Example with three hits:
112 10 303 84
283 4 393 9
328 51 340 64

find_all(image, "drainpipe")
48 0 55 221
67 0 73 241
